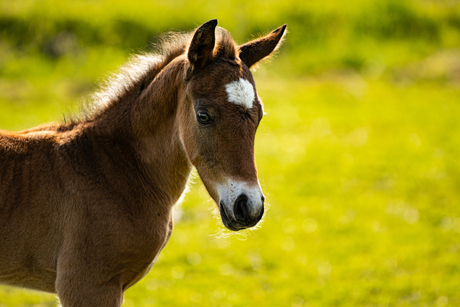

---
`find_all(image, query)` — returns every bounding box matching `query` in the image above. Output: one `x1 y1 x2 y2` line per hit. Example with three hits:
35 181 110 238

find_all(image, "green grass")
1 0 460 306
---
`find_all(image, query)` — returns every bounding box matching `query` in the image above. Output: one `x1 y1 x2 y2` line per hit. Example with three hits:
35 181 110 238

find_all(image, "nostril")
261 195 265 203
234 194 249 221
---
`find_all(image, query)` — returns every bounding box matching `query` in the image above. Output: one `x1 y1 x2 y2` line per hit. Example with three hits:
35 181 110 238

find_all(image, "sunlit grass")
1 75 459 306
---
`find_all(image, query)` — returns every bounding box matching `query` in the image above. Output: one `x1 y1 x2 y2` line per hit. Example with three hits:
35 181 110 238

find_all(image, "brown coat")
0 20 286 306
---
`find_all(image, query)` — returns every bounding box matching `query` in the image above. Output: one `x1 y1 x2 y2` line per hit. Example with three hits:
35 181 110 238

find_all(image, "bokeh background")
1 0 460 306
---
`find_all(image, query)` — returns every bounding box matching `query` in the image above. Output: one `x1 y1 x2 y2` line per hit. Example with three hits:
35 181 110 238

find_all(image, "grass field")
1 0 460 306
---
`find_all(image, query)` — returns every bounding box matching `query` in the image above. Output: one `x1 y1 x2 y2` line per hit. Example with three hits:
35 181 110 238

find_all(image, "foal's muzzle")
219 193 265 231
219 198 264 231
217 181 265 231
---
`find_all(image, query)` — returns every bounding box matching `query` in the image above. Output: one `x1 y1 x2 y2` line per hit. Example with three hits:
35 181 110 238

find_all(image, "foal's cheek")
203 181 220 204
188 131 225 203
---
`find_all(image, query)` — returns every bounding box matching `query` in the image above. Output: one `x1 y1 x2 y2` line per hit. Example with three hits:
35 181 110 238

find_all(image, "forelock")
214 27 237 61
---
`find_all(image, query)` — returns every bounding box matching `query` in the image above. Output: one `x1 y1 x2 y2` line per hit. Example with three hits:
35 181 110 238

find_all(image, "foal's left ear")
239 24 287 69
188 19 218 73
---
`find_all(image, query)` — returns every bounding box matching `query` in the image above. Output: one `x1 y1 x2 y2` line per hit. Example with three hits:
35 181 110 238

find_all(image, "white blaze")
225 78 255 109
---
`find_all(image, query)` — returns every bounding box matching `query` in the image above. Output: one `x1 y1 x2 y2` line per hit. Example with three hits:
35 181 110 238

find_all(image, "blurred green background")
1 0 460 306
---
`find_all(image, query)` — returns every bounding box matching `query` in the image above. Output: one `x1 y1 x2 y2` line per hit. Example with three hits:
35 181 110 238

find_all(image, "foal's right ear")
187 19 218 74
239 24 287 69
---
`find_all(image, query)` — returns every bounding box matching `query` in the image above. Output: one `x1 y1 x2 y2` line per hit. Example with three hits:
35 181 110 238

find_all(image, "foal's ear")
187 19 218 73
238 24 287 69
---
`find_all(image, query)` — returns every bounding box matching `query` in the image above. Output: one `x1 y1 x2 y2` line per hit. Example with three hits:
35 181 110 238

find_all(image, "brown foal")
0 19 286 306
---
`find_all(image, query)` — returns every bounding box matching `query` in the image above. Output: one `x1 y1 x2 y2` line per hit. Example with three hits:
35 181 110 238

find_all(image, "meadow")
1 0 460 306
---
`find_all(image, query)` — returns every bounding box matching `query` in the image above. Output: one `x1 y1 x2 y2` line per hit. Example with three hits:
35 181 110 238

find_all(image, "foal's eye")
196 110 213 125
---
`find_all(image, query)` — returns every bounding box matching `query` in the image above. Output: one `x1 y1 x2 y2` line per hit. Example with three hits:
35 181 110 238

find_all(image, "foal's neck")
134 57 192 207
95 56 192 210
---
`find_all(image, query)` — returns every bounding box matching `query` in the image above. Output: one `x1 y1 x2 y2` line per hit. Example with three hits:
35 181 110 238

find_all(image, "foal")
0 20 286 306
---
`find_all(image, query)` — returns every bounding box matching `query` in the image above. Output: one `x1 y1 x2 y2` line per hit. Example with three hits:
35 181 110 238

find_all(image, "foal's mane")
70 27 237 125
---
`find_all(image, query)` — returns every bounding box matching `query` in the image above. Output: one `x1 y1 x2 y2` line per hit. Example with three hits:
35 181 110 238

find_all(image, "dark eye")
196 110 213 125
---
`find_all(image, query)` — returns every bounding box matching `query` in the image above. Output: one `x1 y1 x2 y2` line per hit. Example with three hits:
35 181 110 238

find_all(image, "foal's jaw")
216 180 265 231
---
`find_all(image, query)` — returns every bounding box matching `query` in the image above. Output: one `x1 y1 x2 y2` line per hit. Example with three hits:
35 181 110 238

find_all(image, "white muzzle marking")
217 179 264 220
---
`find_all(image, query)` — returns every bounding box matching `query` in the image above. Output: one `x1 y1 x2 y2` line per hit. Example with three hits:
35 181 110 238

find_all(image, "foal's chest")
119 213 174 290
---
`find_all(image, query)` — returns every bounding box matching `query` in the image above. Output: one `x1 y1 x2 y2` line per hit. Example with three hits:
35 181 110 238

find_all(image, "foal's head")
178 20 286 231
